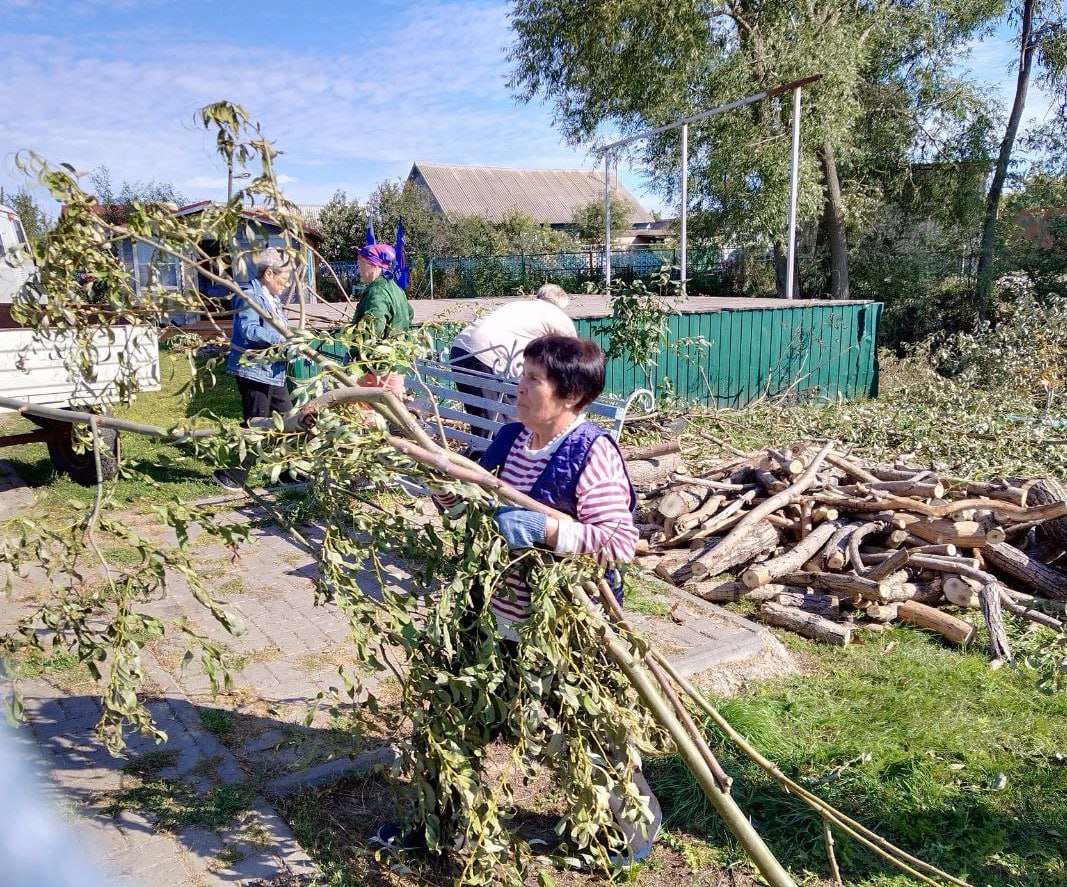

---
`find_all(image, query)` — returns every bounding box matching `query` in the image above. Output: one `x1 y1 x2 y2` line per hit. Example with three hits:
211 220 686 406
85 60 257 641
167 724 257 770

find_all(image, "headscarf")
358 243 395 269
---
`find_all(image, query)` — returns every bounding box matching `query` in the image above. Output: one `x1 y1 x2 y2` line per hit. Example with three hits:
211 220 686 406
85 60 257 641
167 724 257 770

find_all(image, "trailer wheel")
47 422 120 486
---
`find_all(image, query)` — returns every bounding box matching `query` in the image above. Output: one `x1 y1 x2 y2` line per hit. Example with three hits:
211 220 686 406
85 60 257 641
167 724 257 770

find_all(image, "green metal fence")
295 300 882 408
422 302 881 407
575 302 881 407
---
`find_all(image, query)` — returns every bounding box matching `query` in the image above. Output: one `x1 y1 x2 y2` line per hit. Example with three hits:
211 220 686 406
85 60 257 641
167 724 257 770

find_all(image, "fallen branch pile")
625 441 1067 661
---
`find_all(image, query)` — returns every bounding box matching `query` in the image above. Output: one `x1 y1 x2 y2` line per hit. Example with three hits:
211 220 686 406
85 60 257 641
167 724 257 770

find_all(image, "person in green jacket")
351 242 413 396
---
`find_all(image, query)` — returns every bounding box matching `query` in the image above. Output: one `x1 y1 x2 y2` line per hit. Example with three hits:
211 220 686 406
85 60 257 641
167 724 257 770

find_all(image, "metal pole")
226 165 233 203
680 122 688 297
599 75 821 153
784 87 801 300
429 257 434 299
604 153 612 292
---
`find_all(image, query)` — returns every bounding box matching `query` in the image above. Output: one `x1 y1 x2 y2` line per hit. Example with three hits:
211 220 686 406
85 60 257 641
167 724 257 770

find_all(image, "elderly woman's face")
262 265 293 297
516 359 580 431
357 257 380 285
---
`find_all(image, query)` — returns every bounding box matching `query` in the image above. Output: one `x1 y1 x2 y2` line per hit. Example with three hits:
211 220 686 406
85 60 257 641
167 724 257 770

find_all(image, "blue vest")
479 421 636 602
479 421 636 518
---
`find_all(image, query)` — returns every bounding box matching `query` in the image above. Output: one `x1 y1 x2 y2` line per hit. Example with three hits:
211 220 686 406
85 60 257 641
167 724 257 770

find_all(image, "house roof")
409 162 652 225
173 201 321 240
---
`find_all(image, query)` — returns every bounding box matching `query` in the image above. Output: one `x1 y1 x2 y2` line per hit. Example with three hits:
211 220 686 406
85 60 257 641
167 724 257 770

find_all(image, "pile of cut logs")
622 439 1067 661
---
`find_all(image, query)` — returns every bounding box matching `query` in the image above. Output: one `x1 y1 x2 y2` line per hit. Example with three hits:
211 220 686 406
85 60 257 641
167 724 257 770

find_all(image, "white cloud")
0 1 602 211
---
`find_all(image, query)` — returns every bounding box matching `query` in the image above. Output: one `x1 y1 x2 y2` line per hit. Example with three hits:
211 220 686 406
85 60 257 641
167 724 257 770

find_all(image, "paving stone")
265 746 397 796
0 459 34 519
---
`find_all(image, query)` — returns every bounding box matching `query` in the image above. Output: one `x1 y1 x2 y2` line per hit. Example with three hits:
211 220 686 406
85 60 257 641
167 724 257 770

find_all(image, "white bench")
409 359 655 451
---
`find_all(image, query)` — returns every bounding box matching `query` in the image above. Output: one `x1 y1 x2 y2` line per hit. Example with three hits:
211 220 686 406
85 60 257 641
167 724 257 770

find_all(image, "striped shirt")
490 419 637 638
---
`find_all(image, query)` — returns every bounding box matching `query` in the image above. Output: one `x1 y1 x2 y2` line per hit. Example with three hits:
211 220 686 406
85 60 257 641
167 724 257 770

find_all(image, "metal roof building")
407 162 652 226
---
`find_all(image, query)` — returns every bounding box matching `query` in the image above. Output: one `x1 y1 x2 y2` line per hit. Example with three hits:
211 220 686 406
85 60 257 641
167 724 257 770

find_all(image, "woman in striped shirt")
482 334 639 636
481 335 661 865
379 335 660 866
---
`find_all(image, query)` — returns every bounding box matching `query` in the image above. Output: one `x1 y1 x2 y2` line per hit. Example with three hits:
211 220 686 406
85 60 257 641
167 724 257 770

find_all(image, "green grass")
199 707 234 737
9 646 89 682
103 777 257 831
647 625 1067 887
654 354 1067 483
122 750 180 775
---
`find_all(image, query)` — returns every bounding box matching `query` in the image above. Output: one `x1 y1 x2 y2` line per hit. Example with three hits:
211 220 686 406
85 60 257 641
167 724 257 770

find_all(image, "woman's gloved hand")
493 507 547 550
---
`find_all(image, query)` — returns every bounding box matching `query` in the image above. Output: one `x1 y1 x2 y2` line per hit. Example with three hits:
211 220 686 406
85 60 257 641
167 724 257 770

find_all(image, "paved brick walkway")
0 485 790 886
0 458 34 519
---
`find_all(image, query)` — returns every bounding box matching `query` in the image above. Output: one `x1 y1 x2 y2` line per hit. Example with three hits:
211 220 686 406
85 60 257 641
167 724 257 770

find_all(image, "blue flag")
365 220 376 246
393 217 409 290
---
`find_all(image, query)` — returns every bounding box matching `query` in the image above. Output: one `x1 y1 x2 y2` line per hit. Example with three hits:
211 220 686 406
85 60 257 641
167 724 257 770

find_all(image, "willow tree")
508 0 999 299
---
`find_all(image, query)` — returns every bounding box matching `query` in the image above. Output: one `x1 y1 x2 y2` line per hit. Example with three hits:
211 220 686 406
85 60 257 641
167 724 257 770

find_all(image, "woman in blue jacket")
215 248 294 489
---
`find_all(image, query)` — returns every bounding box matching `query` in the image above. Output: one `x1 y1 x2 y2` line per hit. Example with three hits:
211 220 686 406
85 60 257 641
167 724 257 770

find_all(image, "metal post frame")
604 153 612 290
598 75 821 298
680 122 688 296
785 87 802 300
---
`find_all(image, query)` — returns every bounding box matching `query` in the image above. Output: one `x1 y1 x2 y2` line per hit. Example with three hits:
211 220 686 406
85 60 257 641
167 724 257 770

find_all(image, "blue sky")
0 1 1059 220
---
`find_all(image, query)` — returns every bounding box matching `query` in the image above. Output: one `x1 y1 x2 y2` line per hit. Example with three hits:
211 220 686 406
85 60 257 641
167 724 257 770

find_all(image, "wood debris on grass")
623 439 1067 662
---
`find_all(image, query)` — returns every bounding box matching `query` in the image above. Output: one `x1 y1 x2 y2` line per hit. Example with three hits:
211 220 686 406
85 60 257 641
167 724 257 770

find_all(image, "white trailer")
1 203 161 484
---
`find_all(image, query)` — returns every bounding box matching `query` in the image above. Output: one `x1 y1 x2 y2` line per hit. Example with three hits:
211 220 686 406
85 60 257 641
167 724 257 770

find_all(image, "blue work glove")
493 506 547 550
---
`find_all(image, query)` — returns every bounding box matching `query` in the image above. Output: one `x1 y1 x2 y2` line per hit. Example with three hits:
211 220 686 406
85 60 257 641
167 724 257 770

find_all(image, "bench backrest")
409 359 654 450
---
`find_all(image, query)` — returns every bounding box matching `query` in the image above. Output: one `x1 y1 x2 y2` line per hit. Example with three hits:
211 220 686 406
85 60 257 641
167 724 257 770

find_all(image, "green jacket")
353 275 413 338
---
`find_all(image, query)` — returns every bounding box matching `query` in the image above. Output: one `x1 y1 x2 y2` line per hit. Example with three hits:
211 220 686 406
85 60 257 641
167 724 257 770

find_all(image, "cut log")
669 473 754 493
799 498 813 538
775 591 840 620
943 575 981 608
979 583 1012 662
622 440 681 461
662 490 757 545
898 600 975 647
825 452 879 483
907 580 945 605
869 464 932 482
896 515 1005 547
946 479 1028 506
742 520 843 589
881 581 922 603
864 601 900 623
1021 477 1067 548
862 547 910 581
654 549 695 584
836 480 947 499
767 448 804 476
821 520 868 571
900 542 958 557
675 494 726 532
778 571 889 602
754 466 788 495
657 484 712 519
687 520 780 580
982 542 1067 601
760 601 852 646
627 452 682 491
689 580 793 603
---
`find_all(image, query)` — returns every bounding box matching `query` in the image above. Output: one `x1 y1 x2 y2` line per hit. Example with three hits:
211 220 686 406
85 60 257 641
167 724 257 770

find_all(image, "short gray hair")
536 283 570 309
255 247 291 279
